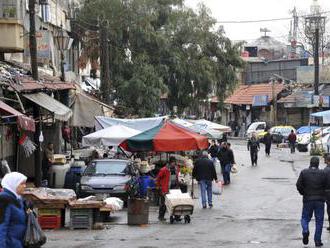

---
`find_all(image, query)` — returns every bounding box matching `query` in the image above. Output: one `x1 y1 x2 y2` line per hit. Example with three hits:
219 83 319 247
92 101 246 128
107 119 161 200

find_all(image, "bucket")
127 198 149 225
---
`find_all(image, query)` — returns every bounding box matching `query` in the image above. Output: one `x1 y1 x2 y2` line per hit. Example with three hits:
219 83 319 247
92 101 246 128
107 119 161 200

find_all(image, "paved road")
44 140 330 248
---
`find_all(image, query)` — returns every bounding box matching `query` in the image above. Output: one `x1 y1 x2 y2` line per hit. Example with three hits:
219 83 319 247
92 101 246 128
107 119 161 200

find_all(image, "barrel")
127 198 149 225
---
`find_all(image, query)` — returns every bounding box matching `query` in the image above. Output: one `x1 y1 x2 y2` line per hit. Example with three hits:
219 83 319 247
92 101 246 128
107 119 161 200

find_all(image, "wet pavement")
44 140 330 248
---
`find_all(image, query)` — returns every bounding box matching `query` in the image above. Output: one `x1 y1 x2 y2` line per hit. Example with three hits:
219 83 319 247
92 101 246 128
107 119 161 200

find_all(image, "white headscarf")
1 172 27 199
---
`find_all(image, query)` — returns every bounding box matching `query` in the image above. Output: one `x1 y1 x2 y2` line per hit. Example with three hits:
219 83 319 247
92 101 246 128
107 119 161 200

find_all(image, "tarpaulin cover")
72 93 113 128
296 126 319 134
191 119 232 133
121 121 209 152
0 100 35 132
311 110 330 124
82 125 141 147
23 92 72 121
95 116 165 131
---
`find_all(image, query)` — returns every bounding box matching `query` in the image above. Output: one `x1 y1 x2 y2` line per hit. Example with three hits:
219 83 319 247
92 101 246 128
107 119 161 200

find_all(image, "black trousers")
250 150 258 165
159 195 166 219
327 200 330 226
265 144 271 155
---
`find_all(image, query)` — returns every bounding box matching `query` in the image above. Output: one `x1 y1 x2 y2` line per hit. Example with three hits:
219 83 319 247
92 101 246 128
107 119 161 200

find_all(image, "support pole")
29 0 38 80
314 28 320 96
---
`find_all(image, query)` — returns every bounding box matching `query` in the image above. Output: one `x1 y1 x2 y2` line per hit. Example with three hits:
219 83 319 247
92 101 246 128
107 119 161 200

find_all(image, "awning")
311 110 330 124
24 92 72 121
72 93 113 128
0 100 35 132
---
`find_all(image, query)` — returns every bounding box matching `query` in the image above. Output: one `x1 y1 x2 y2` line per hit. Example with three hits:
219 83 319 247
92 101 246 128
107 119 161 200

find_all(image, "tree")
75 0 243 117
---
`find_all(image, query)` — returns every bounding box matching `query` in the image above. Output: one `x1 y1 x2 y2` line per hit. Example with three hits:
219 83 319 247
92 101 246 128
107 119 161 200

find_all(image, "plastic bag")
24 210 47 247
231 164 238 174
212 181 223 195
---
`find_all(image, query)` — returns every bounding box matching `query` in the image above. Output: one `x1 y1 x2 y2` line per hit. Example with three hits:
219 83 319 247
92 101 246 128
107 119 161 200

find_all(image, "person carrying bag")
24 209 47 248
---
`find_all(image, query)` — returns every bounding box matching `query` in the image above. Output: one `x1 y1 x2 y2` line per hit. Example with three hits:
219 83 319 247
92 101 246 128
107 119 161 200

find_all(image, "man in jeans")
296 157 326 247
193 151 218 209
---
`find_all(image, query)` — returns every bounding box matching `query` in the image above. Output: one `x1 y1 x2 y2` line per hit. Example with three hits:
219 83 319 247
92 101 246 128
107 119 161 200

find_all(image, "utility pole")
314 28 320 95
29 0 42 186
272 79 277 126
28 0 38 80
99 18 111 104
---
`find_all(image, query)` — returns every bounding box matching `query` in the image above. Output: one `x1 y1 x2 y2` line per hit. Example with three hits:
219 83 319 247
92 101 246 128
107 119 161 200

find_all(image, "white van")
246 122 266 138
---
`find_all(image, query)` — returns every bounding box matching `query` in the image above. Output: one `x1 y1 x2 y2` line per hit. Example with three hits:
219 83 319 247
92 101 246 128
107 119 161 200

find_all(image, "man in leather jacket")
296 157 326 247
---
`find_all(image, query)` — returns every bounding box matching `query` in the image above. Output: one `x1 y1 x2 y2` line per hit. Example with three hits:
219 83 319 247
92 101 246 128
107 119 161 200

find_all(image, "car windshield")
278 128 292 135
84 160 128 176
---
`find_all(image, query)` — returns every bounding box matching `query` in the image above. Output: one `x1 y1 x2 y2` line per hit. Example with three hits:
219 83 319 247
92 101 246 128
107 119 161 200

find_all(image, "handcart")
165 190 194 224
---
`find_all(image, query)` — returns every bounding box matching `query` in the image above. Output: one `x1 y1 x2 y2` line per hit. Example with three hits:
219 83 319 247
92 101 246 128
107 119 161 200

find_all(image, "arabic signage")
252 95 269 107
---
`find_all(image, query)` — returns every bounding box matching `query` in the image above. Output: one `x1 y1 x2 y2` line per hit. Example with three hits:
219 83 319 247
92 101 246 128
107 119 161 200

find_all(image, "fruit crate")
70 209 93 230
38 215 61 229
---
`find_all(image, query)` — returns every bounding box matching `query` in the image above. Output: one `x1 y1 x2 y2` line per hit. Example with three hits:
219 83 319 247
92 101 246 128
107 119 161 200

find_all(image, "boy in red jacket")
156 156 179 221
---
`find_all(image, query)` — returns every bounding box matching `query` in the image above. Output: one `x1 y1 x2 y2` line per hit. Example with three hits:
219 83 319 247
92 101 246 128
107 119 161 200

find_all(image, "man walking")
208 140 219 164
192 151 218 209
156 157 179 221
324 154 330 231
247 133 260 166
296 157 326 247
218 142 232 185
288 130 297 153
263 129 272 157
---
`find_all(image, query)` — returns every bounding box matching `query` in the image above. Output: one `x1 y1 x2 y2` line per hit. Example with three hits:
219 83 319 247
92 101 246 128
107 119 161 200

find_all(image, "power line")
216 11 330 24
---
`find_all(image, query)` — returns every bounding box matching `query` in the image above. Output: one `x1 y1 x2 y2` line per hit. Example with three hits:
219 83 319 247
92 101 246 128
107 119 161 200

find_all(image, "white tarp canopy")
191 119 232 132
82 125 141 147
172 118 223 139
310 110 330 124
95 116 166 131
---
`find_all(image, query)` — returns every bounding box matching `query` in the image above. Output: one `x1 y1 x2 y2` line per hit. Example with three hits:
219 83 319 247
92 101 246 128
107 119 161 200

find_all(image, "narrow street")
44 140 328 248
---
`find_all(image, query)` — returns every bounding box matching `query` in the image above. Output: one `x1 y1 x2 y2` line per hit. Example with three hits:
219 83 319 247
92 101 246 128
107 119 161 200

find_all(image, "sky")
185 0 330 43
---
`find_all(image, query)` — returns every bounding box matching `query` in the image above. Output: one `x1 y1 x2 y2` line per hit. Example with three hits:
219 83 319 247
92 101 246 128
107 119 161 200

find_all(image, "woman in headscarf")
0 172 27 248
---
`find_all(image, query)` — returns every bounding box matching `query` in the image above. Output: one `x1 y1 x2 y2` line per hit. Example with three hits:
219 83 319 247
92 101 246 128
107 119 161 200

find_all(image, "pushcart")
165 190 194 224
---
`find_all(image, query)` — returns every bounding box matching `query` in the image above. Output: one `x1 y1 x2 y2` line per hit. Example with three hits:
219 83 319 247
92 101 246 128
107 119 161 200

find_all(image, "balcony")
0 19 24 52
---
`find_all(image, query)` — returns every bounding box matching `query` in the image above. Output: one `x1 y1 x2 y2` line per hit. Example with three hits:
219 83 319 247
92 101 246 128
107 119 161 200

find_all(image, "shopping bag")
231 164 238 174
212 181 223 195
24 210 47 247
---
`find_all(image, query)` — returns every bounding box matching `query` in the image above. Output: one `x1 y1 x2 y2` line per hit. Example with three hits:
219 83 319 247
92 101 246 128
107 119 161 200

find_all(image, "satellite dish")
23 14 42 31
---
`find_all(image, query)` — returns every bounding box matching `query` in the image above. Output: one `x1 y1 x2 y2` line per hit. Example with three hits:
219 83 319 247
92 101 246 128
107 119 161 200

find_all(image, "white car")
246 122 266 138
307 133 330 153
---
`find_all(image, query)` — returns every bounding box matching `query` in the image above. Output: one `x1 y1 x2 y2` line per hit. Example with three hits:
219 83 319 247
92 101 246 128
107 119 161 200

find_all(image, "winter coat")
208 145 219 158
264 132 272 145
288 133 297 144
0 189 27 248
217 147 232 167
247 138 260 152
324 165 330 200
156 165 179 194
296 167 326 202
192 156 217 182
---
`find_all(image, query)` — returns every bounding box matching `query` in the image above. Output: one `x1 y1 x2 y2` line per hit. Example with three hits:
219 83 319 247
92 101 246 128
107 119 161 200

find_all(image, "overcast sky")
185 0 330 43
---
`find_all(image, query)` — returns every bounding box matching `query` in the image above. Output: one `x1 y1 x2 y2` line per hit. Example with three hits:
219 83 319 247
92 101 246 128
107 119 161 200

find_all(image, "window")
1 0 17 18
256 124 265 130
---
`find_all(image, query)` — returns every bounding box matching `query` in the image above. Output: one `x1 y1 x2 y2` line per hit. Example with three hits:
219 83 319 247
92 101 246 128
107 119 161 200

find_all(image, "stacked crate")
37 208 62 229
69 209 94 230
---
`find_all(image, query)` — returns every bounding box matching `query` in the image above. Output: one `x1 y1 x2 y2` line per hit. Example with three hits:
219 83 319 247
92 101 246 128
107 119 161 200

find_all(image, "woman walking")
0 172 28 248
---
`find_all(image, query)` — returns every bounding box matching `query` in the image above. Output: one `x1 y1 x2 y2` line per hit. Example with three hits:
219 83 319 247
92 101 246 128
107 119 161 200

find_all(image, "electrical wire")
216 10 330 24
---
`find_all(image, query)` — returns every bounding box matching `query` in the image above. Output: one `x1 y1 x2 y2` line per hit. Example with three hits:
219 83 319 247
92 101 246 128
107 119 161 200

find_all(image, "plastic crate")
38 208 61 217
70 209 93 230
38 215 61 229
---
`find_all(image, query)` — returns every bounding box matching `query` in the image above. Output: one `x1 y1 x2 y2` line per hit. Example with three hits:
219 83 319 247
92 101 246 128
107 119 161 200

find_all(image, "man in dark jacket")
296 157 326 247
324 154 330 231
247 133 260 166
217 142 232 185
208 140 219 163
263 130 272 157
193 151 218 209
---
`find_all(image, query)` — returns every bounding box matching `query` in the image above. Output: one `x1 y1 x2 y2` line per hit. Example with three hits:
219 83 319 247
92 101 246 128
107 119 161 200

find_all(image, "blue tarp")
296 126 319 134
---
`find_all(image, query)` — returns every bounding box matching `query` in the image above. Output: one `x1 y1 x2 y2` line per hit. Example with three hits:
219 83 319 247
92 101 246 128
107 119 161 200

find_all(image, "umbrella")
82 125 141 147
120 121 209 152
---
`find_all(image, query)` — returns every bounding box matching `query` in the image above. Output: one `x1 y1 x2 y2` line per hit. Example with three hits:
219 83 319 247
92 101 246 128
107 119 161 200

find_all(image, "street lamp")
304 0 326 96
55 24 70 81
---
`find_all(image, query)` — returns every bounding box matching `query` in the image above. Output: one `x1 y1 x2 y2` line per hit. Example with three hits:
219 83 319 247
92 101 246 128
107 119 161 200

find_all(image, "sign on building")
252 95 269 107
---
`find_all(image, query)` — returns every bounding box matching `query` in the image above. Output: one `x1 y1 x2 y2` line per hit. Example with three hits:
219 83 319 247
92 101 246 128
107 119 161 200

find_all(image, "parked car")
79 159 137 200
270 126 296 144
246 122 266 138
296 126 320 152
